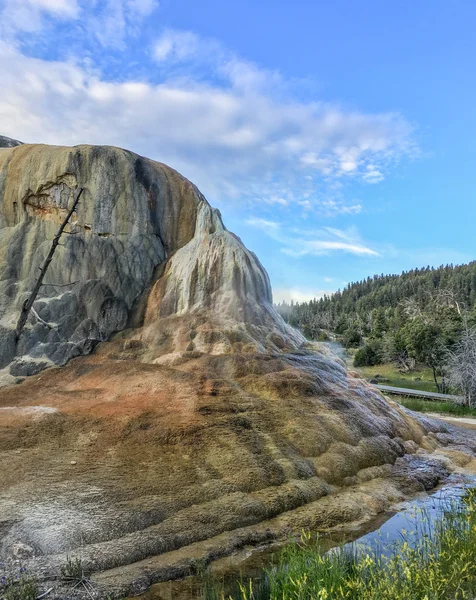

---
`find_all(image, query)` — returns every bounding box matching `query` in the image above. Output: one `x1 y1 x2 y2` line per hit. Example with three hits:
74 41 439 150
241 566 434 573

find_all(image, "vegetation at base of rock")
395 395 476 417
276 263 476 402
60 555 86 582
59 555 97 597
203 488 476 599
0 563 37 600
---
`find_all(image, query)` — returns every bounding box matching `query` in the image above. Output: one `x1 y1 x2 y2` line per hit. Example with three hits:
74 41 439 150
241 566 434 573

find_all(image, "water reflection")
134 474 476 600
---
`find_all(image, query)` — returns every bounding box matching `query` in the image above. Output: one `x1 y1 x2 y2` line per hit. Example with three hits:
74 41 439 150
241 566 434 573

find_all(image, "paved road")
375 384 464 403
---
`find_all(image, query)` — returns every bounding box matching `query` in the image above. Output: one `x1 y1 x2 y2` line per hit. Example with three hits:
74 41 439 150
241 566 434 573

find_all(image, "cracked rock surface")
0 141 476 599
0 143 301 377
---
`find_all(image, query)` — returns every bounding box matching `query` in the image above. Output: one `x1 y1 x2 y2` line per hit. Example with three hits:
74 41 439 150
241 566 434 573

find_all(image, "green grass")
203 488 476 600
0 564 37 600
355 362 438 393
393 395 476 417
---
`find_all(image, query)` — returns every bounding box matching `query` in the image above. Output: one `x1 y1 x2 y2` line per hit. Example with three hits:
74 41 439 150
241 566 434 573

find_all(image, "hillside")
277 262 476 339
277 263 476 393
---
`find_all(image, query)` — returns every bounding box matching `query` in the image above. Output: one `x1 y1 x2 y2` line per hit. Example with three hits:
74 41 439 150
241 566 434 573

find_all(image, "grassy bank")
355 362 438 393
392 395 476 417
203 488 476 600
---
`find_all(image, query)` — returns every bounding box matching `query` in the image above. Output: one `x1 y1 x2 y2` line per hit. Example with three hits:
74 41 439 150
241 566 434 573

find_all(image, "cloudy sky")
1 0 475 303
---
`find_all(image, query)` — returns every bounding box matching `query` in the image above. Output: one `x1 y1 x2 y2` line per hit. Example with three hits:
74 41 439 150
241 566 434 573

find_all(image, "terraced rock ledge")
0 141 476 598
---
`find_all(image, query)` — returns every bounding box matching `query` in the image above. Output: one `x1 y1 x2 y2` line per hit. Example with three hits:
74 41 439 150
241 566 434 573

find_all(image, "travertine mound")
0 141 475 599
2 345 476 599
0 143 301 377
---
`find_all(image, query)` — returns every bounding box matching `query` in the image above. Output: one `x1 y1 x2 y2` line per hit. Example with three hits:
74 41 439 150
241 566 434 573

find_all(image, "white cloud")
88 0 159 48
265 196 288 206
154 29 201 62
340 160 358 172
127 0 157 17
0 0 79 33
282 240 378 257
0 0 159 45
363 164 384 183
0 25 416 209
273 288 333 304
324 277 333 282
245 218 281 235
300 153 332 174
32 0 78 14
320 199 362 216
153 29 281 94
341 204 362 214
246 219 379 258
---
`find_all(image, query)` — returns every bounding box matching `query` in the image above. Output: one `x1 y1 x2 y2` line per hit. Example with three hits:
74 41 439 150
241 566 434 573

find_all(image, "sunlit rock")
0 143 301 375
0 141 475 599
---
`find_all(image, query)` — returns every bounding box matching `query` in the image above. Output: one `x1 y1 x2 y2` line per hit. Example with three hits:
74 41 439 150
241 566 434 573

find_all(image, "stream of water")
134 473 476 600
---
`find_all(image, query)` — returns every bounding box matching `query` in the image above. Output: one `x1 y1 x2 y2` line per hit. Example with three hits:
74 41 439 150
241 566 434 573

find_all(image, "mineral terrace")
1 139 476 598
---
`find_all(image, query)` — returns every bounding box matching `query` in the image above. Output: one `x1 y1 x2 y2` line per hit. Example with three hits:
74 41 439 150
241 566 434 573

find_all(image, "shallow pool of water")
344 473 475 557
134 473 476 600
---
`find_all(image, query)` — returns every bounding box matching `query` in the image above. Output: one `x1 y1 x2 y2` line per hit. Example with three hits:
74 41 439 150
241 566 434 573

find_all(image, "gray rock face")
0 143 303 374
11 541 35 560
2 141 474 600
0 135 22 149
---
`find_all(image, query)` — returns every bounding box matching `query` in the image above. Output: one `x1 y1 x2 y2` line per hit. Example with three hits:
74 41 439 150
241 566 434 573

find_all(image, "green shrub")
0 564 37 600
342 327 362 348
397 396 476 416
61 556 85 582
354 339 384 367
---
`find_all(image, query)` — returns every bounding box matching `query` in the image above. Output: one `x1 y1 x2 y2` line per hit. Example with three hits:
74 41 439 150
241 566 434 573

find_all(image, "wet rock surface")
0 143 302 376
1 348 476 599
0 141 475 599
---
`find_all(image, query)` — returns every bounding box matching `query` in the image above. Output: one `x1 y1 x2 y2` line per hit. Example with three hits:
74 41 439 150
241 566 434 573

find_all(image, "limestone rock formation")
0 142 302 377
0 135 22 149
0 140 475 599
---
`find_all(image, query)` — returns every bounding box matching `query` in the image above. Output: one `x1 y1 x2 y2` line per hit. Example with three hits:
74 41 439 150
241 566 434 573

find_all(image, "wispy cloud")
362 164 384 183
246 219 379 257
0 0 80 34
0 16 416 210
0 0 159 47
320 199 362 216
245 218 281 233
153 29 222 66
91 0 159 49
154 29 201 62
282 239 378 258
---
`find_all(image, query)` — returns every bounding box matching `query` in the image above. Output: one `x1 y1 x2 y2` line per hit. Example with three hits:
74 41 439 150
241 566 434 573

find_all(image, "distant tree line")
276 263 476 404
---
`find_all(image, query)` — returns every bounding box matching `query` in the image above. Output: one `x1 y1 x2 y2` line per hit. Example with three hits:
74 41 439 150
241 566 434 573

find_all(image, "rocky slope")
0 135 22 149
0 143 301 379
0 141 475 599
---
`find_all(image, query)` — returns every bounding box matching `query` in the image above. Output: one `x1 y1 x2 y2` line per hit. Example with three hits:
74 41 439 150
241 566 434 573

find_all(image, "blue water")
136 474 476 599
346 473 476 557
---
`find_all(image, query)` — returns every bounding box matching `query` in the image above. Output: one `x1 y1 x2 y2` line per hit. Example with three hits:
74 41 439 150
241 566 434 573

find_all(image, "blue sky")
0 0 475 303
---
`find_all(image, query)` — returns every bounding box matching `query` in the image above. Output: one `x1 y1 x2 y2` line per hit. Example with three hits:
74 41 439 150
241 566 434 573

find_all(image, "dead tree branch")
15 187 84 342
41 281 80 288
30 306 53 330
